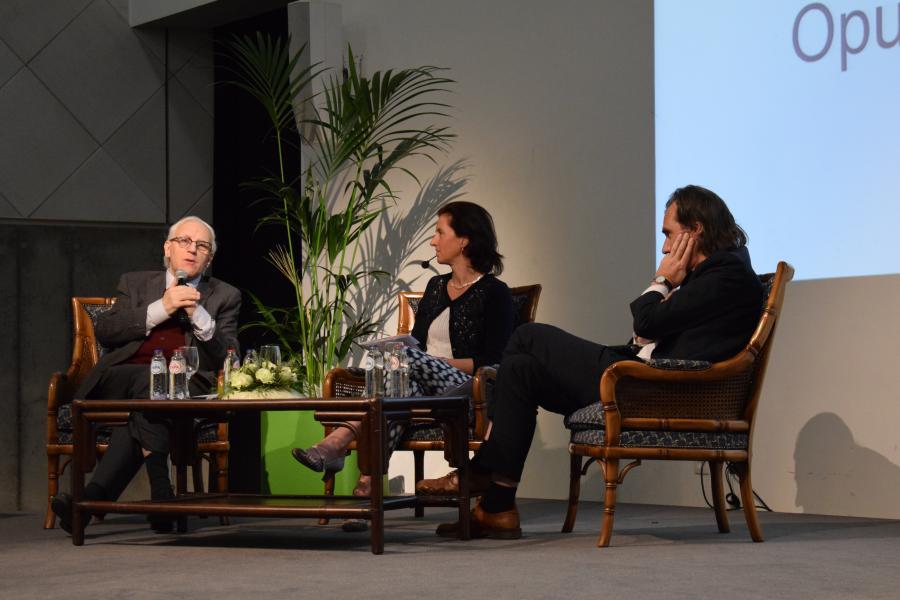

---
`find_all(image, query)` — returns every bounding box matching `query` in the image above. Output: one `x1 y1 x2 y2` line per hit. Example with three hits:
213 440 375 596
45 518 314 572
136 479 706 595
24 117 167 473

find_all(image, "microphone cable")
698 461 772 512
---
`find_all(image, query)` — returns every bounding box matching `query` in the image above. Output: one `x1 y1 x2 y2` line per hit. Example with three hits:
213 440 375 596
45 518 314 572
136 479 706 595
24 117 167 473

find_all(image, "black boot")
144 452 175 533
51 483 105 535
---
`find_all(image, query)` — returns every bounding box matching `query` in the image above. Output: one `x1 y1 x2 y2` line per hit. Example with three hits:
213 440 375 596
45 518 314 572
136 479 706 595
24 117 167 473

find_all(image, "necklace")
448 273 484 289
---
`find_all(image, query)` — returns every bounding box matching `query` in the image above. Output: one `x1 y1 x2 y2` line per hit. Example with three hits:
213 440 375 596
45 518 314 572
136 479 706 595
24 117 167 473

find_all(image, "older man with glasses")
51 216 241 534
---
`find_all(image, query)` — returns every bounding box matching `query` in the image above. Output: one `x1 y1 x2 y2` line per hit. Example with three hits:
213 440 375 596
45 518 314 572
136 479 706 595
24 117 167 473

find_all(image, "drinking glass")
179 346 199 393
259 344 282 367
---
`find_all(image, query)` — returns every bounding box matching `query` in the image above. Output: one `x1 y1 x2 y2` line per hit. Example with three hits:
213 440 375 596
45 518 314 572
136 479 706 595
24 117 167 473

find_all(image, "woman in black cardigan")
292 201 514 496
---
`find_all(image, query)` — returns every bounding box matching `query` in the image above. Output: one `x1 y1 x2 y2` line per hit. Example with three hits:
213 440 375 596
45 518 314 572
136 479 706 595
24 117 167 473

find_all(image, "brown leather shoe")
436 503 521 539
416 469 491 496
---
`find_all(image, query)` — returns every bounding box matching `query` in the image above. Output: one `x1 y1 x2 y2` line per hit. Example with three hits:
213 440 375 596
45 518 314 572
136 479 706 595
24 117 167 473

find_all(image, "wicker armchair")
45 297 230 529
562 261 794 546
322 284 542 509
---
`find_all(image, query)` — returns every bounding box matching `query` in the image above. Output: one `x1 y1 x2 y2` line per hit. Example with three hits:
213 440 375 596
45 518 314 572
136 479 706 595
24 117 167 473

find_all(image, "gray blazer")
77 270 242 398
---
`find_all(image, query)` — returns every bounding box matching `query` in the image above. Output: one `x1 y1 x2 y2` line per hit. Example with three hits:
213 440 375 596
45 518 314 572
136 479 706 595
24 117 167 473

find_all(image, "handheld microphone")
174 269 190 327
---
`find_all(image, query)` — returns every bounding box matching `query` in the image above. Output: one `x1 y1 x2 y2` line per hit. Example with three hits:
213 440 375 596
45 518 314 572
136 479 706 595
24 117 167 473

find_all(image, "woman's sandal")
291 446 346 480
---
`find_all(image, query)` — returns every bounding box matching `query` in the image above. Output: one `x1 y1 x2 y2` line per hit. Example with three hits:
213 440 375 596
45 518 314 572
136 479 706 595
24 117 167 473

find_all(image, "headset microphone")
420 256 437 269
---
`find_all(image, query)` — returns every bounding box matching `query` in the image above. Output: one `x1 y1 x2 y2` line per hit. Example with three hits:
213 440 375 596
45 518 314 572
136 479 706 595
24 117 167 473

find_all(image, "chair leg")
192 458 204 494
597 458 619 547
213 449 230 525
318 471 336 525
561 454 582 533
709 460 730 533
413 450 425 518
45 453 61 529
732 462 764 542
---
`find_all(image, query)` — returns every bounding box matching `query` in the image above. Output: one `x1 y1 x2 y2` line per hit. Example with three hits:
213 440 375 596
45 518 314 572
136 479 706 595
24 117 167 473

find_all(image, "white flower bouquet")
222 360 303 398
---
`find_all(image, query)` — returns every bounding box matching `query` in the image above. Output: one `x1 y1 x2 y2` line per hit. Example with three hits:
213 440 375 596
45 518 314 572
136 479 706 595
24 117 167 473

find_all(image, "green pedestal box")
260 410 360 495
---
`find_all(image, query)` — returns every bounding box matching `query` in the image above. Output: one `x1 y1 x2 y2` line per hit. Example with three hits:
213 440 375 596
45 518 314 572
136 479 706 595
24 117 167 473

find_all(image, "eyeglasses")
169 236 213 254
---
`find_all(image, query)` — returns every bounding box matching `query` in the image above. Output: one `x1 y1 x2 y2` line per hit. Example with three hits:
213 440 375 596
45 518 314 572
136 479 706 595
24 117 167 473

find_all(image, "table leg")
454 403 470 541
71 403 87 546
369 401 385 555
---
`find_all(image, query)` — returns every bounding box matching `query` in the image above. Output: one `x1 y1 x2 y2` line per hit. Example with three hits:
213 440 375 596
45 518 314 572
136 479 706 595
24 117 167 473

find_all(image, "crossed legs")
420 323 634 537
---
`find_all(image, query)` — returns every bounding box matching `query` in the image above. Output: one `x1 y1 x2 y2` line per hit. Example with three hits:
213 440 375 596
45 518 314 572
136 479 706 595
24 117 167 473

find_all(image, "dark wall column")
213 8 301 493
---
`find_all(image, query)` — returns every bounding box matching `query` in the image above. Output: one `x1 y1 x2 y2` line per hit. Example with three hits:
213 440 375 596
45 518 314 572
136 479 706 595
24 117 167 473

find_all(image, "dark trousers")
85 364 170 453
79 364 160 499
472 323 635 482
83 363 212 499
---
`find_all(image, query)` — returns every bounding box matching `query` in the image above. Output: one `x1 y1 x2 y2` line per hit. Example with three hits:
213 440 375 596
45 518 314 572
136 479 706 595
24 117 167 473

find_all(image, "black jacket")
630 247 763 362
77 270 241 398
411 273 514 370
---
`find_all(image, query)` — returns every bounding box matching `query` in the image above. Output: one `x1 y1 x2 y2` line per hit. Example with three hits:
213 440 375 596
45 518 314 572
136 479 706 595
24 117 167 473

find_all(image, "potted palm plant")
225 33 456 494
226 33 455 395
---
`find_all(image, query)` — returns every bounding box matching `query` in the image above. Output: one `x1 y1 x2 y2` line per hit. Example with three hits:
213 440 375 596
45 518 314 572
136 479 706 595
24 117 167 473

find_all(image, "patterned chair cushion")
569 428 748 449
82 302 114 357
56 403 220 445
510 293 531 328
564 402 748 449
760 275 774 305
645 358 711 370
402 424 476 442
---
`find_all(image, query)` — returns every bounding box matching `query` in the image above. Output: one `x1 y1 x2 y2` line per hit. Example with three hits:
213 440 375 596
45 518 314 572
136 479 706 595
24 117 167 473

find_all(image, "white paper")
358 334 421 353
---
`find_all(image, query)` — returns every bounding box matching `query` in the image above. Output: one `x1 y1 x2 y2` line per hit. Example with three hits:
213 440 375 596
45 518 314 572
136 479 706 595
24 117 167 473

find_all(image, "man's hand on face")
163 283 202 317
656 232 695 288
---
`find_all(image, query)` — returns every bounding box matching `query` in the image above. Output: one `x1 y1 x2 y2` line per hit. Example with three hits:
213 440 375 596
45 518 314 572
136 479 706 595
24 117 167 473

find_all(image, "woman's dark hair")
438 201 504 275
665 185 748 256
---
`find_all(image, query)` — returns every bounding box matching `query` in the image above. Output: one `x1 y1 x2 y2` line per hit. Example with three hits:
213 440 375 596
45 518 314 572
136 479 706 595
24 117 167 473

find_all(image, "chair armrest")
599 351 757 430
47 372 70 442
471 365 497 440
323 367 366 398
603 352 753 385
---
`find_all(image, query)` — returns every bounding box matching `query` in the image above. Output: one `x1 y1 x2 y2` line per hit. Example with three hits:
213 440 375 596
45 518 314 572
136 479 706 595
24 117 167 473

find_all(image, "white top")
426 307 454 358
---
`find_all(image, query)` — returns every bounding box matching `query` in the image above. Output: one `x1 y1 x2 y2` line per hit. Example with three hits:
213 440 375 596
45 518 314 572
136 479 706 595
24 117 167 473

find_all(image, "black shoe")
50 493 74 534
149 515 174 533
341 519 369 533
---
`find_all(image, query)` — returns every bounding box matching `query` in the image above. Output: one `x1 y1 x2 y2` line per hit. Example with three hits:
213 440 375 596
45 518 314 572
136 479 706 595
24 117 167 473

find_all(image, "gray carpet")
2 500 899 599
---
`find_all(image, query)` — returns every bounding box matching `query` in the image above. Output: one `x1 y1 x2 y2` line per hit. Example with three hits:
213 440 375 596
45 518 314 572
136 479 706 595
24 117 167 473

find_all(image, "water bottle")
169 349 188 399
223 347 240 388
386 343 403 397
149 349 168 399
399 347 410 397
364 347 384 397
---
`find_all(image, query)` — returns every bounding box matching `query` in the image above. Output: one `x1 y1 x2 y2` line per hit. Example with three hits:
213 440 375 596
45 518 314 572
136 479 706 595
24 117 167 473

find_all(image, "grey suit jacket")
77 270 242 398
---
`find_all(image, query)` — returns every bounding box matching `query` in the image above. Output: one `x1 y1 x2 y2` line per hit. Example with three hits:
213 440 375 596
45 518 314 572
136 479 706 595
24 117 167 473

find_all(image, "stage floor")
3 499 899 599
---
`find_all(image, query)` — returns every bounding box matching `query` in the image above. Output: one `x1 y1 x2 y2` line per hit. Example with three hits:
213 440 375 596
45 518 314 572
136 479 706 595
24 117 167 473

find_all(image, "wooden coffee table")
69 395 471 554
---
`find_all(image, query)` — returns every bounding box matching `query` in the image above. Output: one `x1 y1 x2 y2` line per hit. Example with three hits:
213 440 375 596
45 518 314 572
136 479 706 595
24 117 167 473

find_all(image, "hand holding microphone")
163 269 201 320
